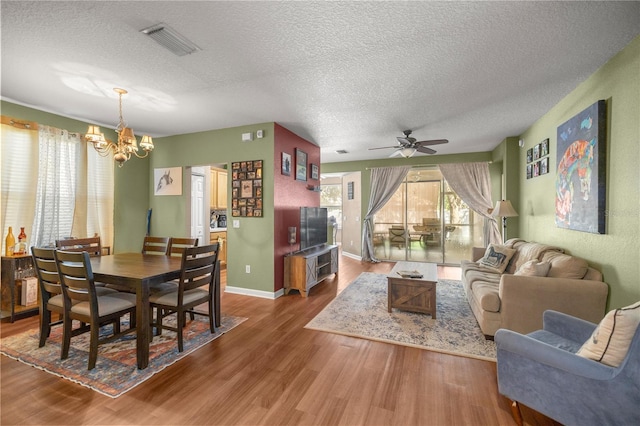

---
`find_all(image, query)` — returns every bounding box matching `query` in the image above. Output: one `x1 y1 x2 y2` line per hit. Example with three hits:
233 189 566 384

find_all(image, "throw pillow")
577 300 640 367
514 260 551 277
477 244 516 273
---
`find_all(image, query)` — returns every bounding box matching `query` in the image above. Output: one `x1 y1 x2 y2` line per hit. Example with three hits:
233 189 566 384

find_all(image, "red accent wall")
273 123 320 291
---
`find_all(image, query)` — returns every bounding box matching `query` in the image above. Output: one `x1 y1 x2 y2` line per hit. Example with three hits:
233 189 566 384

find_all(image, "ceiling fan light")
400 147 416 158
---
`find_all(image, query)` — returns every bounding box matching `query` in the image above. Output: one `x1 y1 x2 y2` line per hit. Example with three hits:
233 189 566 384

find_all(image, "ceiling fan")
369 130 449 158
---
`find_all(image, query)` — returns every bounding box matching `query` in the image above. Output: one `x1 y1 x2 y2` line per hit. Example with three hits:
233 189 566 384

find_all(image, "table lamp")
491 200 518 243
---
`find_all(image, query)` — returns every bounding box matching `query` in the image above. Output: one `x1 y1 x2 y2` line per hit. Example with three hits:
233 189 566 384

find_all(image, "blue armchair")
495 310 640 426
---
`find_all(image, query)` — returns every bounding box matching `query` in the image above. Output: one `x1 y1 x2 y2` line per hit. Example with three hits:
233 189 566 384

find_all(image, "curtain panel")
438 162 501 246
362 166 411 262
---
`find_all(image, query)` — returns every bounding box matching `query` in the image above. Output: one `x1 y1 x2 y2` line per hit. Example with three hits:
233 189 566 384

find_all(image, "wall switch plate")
233 220 240 228
245 265 251 273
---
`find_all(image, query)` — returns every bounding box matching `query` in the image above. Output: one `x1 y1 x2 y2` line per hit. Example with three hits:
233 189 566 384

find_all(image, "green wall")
515 35 640 309
150 123 276 293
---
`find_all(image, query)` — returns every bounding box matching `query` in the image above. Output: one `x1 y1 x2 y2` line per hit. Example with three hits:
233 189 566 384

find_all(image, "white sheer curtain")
439 162 501 246
31 125 81 247
362 166 411 262
2 121 114 251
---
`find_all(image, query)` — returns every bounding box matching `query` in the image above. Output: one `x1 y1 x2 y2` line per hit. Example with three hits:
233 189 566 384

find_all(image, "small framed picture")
533 144 540 160
533 161 540 177
540 157 549 175
295 148 307 181
310 163 319 180
526 148 533 164
281 152 291 176
541 138 549 157
526 164 532 179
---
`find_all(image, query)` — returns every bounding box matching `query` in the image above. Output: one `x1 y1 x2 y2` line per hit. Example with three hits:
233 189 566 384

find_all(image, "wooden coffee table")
387 261 438 318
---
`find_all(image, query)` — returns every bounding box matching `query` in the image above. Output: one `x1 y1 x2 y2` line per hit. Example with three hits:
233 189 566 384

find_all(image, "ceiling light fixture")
85 88 154 167
140 23 201 56
400 147 417 158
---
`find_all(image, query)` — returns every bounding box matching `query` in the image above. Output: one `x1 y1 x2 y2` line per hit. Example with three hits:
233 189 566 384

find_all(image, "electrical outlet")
233 220 240 228
245 265 251 273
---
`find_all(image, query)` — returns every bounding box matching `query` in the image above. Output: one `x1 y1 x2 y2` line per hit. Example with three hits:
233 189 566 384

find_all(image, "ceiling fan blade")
368 145 401 150
415 139 449 146
396 136 416 144
416 145 437 155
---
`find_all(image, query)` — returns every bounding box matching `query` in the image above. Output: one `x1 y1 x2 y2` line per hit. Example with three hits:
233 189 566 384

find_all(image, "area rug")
0 314 247 398
305 272 496 361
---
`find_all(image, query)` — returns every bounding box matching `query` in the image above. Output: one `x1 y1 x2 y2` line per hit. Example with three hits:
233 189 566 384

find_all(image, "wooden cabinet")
284 245 338 297
210 231 227 267
1 255 38 322
210 169 227 209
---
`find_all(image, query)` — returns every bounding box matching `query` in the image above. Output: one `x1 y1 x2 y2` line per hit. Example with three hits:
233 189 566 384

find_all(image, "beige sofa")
461 238 609 338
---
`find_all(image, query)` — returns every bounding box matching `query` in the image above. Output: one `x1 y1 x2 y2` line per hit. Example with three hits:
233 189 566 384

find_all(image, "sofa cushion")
514 260 551 277
577 300 640 367
542 252 589 279
478 244 516 273
506 241 563 275
471 282 501 313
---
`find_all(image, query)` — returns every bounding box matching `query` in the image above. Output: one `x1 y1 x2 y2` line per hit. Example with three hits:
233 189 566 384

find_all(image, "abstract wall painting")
555 100 607 234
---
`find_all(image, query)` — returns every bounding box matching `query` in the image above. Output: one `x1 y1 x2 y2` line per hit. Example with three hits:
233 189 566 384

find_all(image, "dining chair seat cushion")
70 293 137 317
149 288 208 307
149 281 178 294
47 294 65 308
95 287 119 296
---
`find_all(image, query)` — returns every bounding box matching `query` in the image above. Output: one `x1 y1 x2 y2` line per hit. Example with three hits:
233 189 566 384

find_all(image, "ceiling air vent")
140 23 201 56
335 150 348 154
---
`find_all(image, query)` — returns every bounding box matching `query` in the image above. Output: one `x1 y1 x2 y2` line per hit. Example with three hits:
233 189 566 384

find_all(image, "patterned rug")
305 272 496 361
0 314 247 398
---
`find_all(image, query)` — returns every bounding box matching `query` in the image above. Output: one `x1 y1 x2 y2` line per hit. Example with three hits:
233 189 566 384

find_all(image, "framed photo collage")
526 138 550 179
231 160 263 217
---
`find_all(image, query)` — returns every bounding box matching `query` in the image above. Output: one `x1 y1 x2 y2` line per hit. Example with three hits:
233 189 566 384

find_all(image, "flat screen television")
300 207 328 250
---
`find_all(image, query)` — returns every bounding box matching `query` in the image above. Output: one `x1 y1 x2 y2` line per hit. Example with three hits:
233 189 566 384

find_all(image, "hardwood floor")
1 255 557 425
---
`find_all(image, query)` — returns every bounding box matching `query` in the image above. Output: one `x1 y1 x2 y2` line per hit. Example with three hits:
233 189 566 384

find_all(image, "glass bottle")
16 227 27 255
5 227 15 256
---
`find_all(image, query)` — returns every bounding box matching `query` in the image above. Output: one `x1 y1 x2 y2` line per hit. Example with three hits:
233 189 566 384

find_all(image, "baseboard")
341 251 362 261
225 286 285 299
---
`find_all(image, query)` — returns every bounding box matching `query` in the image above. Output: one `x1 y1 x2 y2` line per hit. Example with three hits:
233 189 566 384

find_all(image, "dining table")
90 253 221 369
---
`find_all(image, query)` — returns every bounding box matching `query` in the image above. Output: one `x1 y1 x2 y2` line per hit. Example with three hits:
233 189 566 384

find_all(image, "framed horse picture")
555 100 607 234
154 167 182 196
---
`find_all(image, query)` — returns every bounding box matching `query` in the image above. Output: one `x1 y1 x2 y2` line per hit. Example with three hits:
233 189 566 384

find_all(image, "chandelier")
85 88 154 167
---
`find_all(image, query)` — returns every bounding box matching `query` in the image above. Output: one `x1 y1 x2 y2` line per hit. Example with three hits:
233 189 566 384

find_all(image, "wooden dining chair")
55 236 103 257
142 236 171 255
54 250 137 370
150 244 220 352
167 237 198 257
31 247 119 350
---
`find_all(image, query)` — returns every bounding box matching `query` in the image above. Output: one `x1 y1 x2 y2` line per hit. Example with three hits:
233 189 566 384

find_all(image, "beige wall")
341 172 362 257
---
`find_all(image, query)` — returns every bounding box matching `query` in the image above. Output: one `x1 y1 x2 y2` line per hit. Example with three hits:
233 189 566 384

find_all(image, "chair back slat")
168 237 198 257
32 247 61 294
179 244 219 293
54 250 97 305
55 237 102 257
142 236 171 255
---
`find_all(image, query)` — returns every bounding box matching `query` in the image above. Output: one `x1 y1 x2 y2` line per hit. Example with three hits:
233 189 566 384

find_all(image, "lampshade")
139 135 154 151
400 147 416 158
492 200 518 218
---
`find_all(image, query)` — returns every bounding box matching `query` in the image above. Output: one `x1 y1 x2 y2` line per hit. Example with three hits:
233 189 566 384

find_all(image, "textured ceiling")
2 1 639 163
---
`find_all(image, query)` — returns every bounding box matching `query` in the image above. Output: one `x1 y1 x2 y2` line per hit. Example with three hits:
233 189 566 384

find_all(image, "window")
1 121 114 253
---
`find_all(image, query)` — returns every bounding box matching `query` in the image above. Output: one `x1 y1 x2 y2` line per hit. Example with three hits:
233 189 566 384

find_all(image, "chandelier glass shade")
85 88 154 167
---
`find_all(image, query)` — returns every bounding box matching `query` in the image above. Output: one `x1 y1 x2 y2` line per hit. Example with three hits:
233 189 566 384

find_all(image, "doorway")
373 168 483 265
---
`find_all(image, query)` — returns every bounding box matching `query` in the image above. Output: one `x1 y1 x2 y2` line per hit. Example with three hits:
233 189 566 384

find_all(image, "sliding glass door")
373 168 483 265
